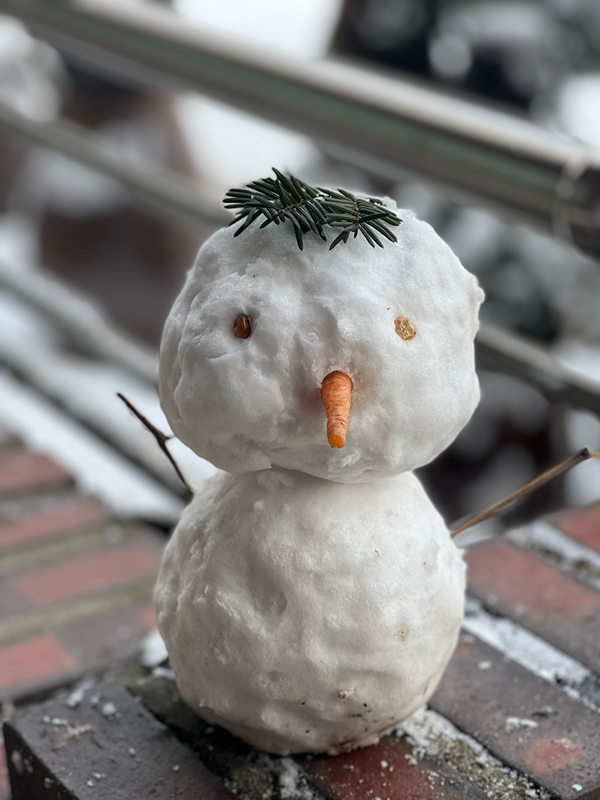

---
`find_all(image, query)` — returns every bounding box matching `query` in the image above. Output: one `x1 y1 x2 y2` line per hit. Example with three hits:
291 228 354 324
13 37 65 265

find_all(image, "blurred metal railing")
0 0 600 419
1 0 599 257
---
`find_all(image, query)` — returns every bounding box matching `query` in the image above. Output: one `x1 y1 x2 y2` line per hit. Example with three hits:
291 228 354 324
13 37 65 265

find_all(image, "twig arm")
117 393 193 496
450 447 600 538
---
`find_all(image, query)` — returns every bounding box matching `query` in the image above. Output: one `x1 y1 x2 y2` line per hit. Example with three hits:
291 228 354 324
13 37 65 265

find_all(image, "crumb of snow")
504 717 538 733
338 689 352 699
152 666 175 680
278 757 315 799
10 751 23 774
66 679 95 708
51 718 68 726
478 661 492 670
172 765 180 772
380 760 388 768
90 693 101 707
42 715 50 723
140 628 168 668
573 785 583 792
100 702 117 718
128 747 136 756
93 773 105 780
87 779 95 787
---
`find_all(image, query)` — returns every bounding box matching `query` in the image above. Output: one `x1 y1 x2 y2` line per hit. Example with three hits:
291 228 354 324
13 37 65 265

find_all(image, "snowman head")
160 195 484 484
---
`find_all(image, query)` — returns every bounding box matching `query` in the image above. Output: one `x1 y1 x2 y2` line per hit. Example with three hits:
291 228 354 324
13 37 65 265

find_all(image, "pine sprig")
223 169 401 251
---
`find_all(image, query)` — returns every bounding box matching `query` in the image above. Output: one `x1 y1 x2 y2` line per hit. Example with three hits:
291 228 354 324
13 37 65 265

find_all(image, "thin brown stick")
117 393 193 496
451 447 600 538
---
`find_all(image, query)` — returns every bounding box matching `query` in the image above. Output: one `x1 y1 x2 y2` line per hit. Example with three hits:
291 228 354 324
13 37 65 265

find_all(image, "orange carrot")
321 371 353 448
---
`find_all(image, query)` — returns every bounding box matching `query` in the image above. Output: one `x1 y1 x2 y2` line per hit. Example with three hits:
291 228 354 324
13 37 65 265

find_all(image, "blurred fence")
0 0 600 419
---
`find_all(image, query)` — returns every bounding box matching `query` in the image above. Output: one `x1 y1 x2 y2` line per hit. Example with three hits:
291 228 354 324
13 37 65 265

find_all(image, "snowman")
155 173 484 755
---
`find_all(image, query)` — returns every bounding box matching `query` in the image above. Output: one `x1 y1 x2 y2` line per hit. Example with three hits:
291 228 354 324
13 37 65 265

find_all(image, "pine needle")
223 169 401 251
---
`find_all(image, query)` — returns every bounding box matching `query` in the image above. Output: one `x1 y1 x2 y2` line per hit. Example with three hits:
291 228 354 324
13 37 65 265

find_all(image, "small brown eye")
395 316 416 340
233 314 252 339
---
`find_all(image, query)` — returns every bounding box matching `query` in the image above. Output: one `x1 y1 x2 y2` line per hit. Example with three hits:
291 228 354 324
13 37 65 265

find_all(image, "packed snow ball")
160 203 483 482
154 468 466 755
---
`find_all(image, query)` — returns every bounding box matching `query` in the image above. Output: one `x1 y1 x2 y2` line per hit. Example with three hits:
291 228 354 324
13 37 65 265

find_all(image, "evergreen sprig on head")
223 169 401 251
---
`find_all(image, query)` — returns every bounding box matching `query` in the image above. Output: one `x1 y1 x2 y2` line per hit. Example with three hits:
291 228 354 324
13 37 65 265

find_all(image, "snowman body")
155 200 483 754
155 468 465 755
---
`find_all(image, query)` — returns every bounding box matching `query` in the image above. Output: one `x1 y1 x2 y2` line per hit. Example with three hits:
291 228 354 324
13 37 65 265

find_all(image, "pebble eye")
233 314 252 339
395 316 416 340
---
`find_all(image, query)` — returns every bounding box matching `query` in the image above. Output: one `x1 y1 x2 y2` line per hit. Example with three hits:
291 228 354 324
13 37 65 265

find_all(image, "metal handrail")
1 117 600 418
1 0 599 257
1 2 600 418
0 103 228 231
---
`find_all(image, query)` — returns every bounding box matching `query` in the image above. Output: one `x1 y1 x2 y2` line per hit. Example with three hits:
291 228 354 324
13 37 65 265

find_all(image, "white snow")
504 717 538 733
172 0 340 188
160 207 483 483
0 368 182 521
155 468 465 755
508 521 600 592
139 628 168 668
463 597 590 687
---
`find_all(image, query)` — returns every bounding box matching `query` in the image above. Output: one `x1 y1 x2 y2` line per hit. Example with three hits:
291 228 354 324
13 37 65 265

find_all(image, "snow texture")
160 206 483 483
155 468 465 755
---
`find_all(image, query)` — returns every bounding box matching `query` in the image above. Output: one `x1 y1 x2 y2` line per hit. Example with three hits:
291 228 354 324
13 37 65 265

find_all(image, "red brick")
0 634 74 692
56 603 156 674
430 633 600 800
4 603 156 701
548 503 600 553
141 605 157 629
0 496 107 551
0 451 70 497
467 539 600 672
303 733 487 800
14 542 162 606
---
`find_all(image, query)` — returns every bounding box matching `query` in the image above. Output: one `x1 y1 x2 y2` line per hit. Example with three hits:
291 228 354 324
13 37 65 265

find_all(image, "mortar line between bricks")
0 578 155 646
507 520 600 592
398 705 553 800
463 595 600 712
0 521 143 575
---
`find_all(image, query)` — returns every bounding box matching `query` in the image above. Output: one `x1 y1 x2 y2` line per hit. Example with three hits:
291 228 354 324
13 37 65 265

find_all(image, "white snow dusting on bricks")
462 597 599 710
397 706 551 800
507 520 600 591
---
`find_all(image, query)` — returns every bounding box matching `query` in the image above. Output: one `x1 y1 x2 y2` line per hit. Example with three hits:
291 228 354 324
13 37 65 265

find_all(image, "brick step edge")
3 682 234 800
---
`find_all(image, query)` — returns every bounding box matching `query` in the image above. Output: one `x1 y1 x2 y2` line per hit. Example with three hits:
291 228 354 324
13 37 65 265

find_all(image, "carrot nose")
320 371 353 448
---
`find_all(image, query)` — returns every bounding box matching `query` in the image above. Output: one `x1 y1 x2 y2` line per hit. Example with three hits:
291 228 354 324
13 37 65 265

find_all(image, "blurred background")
0 0 600 535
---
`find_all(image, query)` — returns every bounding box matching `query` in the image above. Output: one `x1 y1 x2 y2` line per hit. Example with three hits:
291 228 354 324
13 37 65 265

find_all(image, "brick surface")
0 603 156 699
467 539 600 673
431 633 600 800
0 496 108 551
4 682 234 800
549 503 600 553
0 451 70 497
8 541 162 608
0 634 74 692
303 733 488 800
